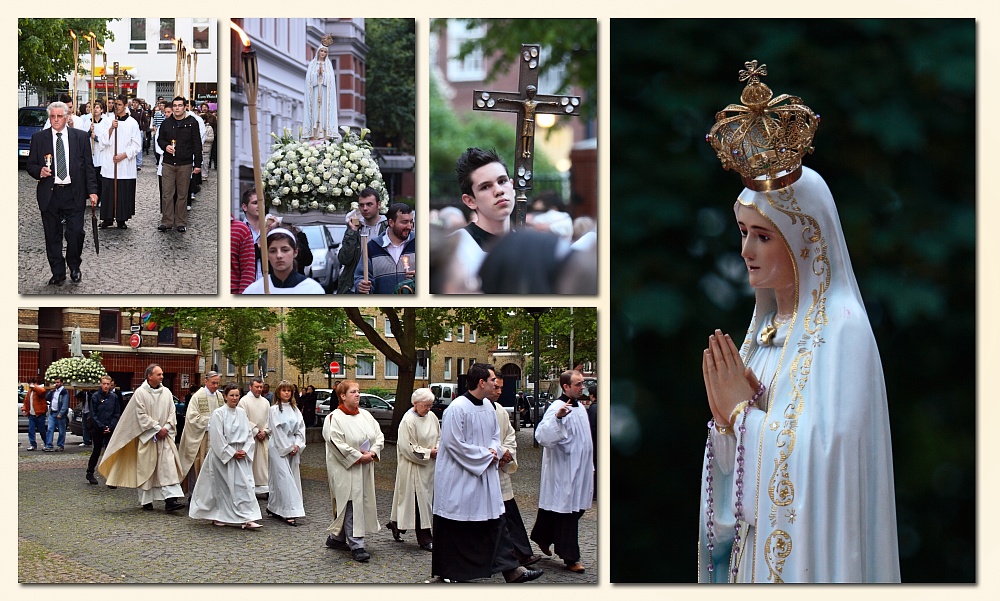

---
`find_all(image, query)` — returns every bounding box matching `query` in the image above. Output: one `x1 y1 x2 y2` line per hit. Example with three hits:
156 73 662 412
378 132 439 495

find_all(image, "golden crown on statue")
706 60 820 192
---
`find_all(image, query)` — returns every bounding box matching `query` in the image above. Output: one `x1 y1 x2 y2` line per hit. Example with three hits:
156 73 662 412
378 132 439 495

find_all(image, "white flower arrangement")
44 356 107 384
263 127 390 214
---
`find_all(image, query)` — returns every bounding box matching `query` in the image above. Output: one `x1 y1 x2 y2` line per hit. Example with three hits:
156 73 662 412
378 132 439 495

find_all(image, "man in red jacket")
21 379 48 451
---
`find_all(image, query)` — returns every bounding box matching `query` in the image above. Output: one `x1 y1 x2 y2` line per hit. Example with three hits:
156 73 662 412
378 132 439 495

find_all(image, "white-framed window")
443 357 452 381
469 358 476 371
446 22 486 82
356 354 375 379
245 361 255 377
356 316 376 335
445 328 452 342
212 350 223 373
470 329 477 343
457 358 465 378
158 18 176 52
226 357 236 377
385 357 399 379
415 358 427 380
192 18 210 50
130 18 147 52
331 352 345 379
384 318 394 337
497 335 509 350
457 325 465 342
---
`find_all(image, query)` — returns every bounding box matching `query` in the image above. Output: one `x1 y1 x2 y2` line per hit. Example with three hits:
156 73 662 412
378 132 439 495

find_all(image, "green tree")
18 19 117 96
279 308 366 379
365 18 415 150
145 308 280 387
432 18 597 120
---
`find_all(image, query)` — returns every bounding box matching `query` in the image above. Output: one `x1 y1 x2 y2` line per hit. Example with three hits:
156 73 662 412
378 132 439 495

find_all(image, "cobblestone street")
17 427 597 584
17 161 219 295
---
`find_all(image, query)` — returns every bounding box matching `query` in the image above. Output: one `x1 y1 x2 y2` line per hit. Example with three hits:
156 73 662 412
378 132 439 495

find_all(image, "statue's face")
318 47 328 60
735 203 795 295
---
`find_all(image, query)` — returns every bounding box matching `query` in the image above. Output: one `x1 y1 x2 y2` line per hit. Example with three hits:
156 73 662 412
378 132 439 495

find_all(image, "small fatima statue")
304 45 338 140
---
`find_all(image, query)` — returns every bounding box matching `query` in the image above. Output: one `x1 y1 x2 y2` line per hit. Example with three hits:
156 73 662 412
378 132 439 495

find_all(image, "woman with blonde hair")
266 380 306 526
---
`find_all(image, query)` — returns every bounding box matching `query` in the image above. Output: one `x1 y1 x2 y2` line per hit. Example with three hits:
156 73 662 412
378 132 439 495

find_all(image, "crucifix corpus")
101 62 125 98
472 43 582 227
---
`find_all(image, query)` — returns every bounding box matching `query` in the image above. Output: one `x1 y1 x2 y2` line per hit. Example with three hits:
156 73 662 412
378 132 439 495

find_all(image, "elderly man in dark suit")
26 101 99 286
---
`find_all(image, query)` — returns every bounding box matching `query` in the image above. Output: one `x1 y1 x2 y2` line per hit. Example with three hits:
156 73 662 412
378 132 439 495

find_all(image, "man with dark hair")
98 364 186 512
449 147 514 291
157 96 202 233
240 188 262 278
43 377 70 451
238 377 271 496
21 379 48 451
530 369 594 573
338 187 387 294
431 362 543 583
86 376 121 485
94 93 141 229
353 202 415 294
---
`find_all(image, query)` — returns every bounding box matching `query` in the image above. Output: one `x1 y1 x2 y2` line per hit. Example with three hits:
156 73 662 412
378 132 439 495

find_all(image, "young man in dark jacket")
157 96 202 233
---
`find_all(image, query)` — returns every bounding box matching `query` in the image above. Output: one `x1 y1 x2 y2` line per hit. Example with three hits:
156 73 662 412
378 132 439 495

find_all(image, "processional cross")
473 43 582 226
100 62 125 98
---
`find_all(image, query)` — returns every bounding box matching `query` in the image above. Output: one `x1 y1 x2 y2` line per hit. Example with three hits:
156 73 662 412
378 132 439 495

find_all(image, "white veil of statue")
698 166 901 582
304 45 338 140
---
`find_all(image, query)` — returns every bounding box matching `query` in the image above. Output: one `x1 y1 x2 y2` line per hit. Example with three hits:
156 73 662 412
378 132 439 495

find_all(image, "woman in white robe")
699 165 900 582
266 380 306 526
387 388 439 550
303 46 338 140
189 384 262 529
323 380 384 562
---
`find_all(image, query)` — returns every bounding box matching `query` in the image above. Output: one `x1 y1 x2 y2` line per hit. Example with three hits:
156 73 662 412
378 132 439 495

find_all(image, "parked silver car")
300 225 342 292
316 391 393 427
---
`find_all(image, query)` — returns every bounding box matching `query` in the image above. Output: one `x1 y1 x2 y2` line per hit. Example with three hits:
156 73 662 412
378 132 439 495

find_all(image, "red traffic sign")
129 333 142 349
329 361 340 374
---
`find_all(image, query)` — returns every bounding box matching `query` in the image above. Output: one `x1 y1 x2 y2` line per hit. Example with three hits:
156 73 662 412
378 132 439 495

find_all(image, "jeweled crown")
706 60 820 191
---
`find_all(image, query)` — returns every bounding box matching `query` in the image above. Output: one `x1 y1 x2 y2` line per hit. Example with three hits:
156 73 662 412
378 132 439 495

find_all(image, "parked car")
18 106 47 166
17 388 28 432
429 382 457 420
300 225 342 292
316 391 392 427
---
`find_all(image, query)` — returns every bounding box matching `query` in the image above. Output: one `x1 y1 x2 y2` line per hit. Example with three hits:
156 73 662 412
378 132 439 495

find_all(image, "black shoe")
48 275 65 286
387 520 403 542
164 498 186 511
158 225 172 232
142 503 154 511
70 269 81 283
107 485 117 489
86 473 98 485
351 548 371 562
176 226 186 233
98 219 114 229
419 542 433 551
508 568 544 583
117 222 128 229
136 167 141 173
56 446 65 452
325 535 348 550
43 447 54 452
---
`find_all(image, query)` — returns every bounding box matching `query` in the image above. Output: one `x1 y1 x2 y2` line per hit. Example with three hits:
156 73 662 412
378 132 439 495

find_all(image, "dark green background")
610 19 975 583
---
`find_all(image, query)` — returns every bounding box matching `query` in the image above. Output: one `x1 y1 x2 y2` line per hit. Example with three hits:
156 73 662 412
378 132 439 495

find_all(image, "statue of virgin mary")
304 45 338 140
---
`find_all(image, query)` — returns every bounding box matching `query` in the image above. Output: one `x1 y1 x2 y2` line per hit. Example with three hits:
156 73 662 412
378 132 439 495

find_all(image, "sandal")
242 521 262 530
285 518 298 527
213 521 226 527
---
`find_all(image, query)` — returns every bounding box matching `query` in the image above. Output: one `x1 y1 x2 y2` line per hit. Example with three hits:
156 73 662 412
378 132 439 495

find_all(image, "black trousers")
504 498 534 558
41 185 84 276
86 425 111 476
530 508 585 565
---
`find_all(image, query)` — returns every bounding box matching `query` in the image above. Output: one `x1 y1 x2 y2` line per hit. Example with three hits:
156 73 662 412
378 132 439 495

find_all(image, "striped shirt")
231 218 256 294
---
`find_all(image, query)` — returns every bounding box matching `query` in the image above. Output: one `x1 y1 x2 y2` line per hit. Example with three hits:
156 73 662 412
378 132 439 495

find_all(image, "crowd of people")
58 361 595 582
429 147 598 295
25 95 217 286
231 188 416 296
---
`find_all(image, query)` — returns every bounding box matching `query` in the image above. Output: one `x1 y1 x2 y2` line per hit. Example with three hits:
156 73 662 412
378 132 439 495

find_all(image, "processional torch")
232 21 270 293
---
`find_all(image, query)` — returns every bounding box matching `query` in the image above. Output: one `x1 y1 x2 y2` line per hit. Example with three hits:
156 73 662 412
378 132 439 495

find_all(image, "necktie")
55 132 67 180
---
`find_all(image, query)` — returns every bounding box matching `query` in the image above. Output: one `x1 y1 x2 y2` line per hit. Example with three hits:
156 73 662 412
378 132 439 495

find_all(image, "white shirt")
49 127 72 185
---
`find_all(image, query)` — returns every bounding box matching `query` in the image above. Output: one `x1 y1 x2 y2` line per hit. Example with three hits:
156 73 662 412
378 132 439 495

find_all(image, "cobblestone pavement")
17 427 597 584
17 161 219 295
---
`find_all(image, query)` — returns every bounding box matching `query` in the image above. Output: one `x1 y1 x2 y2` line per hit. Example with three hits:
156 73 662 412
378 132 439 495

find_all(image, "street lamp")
525 307 549 447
